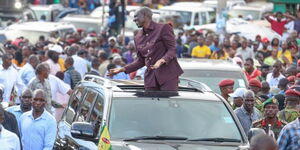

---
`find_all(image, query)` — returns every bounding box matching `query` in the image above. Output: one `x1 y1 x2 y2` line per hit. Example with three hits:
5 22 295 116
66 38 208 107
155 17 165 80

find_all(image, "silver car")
55 75 249 150
179 59 248 94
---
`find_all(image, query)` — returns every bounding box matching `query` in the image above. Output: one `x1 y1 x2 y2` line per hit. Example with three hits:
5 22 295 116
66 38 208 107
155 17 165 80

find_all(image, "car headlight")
15 2 22 9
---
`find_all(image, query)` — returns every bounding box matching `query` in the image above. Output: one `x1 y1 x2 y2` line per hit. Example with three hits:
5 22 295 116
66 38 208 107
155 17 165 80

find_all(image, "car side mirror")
248 128 266 142
71 122 96 140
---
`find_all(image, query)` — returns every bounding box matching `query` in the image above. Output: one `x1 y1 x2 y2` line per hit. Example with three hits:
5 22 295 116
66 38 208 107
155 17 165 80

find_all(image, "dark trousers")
145 76 179 91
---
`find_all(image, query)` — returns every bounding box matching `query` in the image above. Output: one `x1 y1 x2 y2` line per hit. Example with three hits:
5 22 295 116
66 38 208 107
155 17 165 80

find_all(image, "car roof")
6 21 75 32
160 6 214 12
79 75 218 99
231 2 273 11
178 58 242 71
171 2 204 7
30 4 64 10
79 77 221 101
60 14 103 23
112 90 221 101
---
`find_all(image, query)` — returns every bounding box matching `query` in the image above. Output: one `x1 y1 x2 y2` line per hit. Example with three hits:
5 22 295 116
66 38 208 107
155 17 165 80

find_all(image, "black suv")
54 75 249 150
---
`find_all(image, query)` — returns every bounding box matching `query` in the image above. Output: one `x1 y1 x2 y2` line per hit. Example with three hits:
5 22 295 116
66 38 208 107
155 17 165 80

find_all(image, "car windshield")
229 9 260 20
160 10 192 26
181 70 247 94
34 10 51 21
62 20 101 33
109 98 242 141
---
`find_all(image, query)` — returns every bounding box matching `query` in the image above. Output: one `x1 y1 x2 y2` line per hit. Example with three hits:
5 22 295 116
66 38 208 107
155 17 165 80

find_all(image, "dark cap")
285 89 300 97
263 97 279 108
218 79 235 87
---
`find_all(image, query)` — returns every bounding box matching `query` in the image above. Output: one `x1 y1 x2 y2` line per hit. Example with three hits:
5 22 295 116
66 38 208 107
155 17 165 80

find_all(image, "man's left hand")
150 59 166 69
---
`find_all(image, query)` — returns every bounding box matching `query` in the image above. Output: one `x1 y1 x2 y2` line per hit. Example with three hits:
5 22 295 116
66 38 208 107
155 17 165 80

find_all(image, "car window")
65 87 86 124
229 9 260 20
200 12 207 25
90 94 104 137
76 90 97 122
109 98 242 141
51 9 61 21
34 10 50 21
59 28 75 35
181 70 247 94
208 11 216 23
194 12 199 25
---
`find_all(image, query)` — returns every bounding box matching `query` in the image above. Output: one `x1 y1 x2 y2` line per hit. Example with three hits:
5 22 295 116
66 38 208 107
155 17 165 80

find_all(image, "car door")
55 86 87 150
56 88 105 150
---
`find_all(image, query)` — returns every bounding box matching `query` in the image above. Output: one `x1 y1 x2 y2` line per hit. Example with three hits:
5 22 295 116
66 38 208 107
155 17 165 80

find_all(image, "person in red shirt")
244 58 261 81
265 12 295 36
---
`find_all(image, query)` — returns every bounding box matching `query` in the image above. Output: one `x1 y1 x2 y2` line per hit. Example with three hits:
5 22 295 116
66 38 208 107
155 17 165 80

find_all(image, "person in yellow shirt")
58 58 66 72
191 36 211 58
210 46 229 60
277 41 292 66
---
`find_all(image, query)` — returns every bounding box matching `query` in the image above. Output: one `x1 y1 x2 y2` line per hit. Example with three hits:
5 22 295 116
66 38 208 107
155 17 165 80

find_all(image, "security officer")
218 79 235 104
278 89 300 123
252 97 287 139
248 79 264 111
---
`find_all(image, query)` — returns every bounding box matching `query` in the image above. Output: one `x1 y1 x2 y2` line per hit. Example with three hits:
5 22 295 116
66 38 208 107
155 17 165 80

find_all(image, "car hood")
111 141 249 150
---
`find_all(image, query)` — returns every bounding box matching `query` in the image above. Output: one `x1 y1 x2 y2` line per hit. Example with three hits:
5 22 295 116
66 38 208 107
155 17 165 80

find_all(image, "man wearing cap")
257 38 271 59
278 89 300 123
46 44 63 75
229 88 247 109
219 79 235 103
108 7 183 91
287 75 296 87
277 94 300 150
249 79 264 111
108 36 121 55
252 97 287 139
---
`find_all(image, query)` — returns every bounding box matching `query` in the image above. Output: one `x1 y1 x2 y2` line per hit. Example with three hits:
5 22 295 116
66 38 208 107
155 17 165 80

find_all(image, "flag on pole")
98 125 112 150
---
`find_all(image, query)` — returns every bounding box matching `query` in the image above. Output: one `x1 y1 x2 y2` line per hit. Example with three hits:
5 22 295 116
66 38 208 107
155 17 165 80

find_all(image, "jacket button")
147 50 150 52
146 34 148 36
149 57 152 60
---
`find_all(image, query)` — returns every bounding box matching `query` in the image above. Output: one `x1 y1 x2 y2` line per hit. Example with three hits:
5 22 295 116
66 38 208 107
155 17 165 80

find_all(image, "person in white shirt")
16 55 39 104
235 40 254 62
266 60 285 88
46 45 63 75
48 74 72 121
0 54 18 103
0 104 20 150
67 45 88 78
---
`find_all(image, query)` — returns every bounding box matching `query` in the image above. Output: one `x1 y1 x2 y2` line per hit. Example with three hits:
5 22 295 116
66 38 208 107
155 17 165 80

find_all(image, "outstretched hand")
107 67 125 77
150 59 166 69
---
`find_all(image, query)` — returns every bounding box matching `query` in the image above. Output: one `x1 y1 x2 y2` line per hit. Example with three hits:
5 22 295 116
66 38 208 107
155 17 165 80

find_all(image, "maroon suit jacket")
124 21 183 88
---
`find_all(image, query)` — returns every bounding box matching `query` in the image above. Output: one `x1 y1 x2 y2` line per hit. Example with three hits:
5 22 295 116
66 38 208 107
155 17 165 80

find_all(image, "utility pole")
121 0 126 45
216 0 227 43
101 0 105 27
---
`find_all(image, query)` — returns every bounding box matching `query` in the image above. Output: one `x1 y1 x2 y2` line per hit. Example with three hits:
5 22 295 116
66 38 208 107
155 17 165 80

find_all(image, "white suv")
4 21 76 44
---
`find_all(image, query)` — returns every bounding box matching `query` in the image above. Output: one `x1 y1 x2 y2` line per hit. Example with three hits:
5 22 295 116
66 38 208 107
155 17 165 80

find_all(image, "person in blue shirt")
6 89 32 123
106 63 130 80
19 89 57 150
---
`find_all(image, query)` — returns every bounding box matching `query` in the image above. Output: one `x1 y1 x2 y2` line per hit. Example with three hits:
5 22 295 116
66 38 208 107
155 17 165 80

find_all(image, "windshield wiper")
188 138 241 143
123 136 188 141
